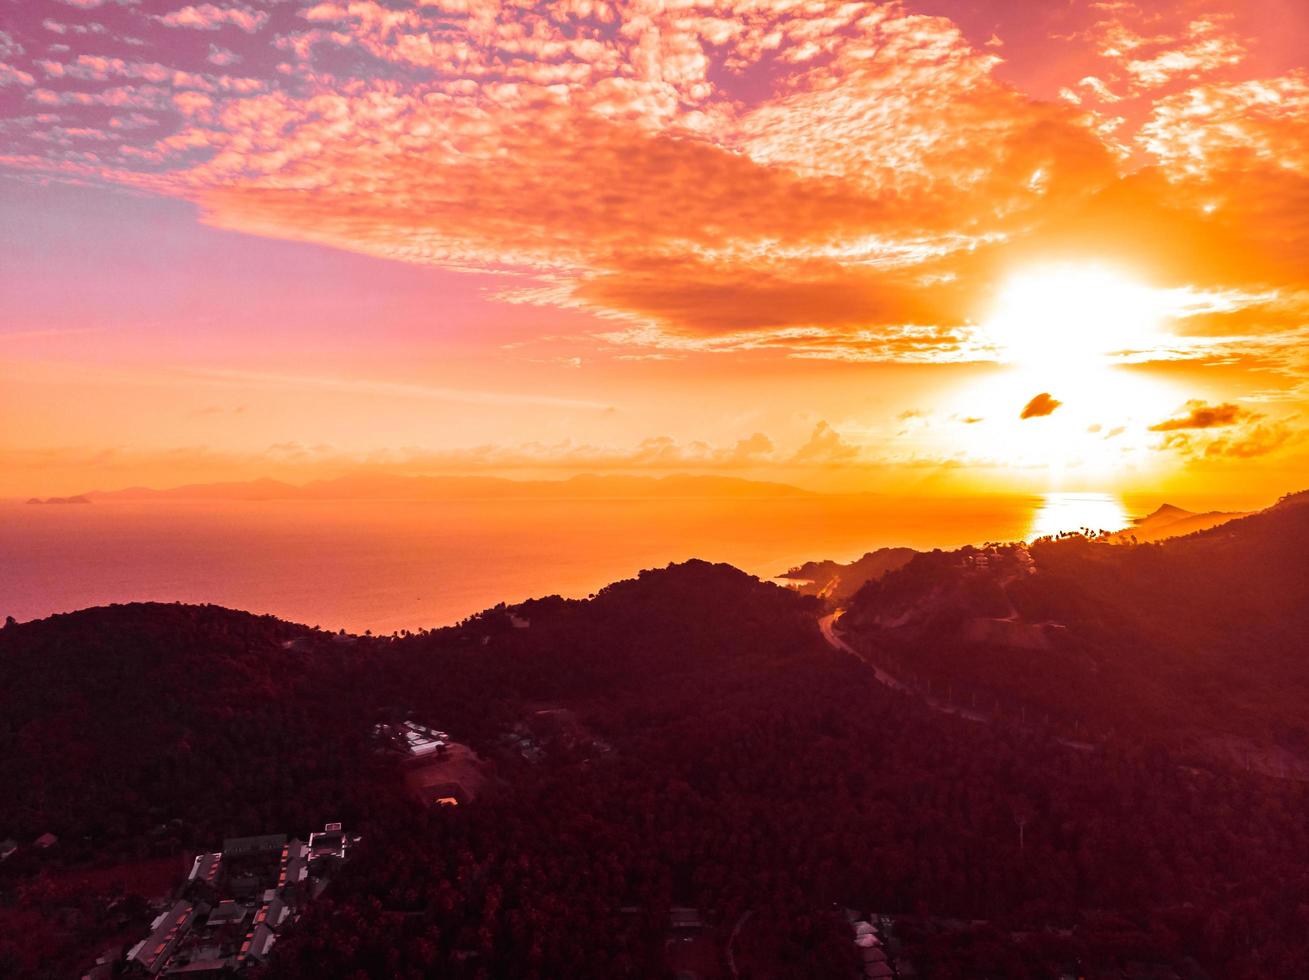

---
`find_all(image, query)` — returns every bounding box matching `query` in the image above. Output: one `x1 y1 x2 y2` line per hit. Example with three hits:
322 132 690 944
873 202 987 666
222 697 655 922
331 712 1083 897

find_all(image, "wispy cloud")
0 0 1306 372
189 368 614 412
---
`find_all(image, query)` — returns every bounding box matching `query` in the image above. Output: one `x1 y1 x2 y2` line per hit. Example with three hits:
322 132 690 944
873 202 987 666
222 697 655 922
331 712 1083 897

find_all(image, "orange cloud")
2 0 1307 374
155 4 268 34
1149 400 1243 431
1020 393 1062 419
791 421 861 464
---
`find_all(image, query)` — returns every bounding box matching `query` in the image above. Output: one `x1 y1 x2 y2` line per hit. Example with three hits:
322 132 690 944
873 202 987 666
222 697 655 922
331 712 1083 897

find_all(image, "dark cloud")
1149 400 1243 431
1020 392 1062 419
1157 418 1298 459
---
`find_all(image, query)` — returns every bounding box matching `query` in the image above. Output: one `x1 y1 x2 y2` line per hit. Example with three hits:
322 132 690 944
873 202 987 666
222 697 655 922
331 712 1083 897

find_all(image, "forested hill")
0 603 382 854
0 563 821 856
841 489 1309 748
5 554 1309 977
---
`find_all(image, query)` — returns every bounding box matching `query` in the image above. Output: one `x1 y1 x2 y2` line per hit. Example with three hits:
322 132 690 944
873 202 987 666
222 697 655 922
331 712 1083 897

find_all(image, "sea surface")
2 492 1143 634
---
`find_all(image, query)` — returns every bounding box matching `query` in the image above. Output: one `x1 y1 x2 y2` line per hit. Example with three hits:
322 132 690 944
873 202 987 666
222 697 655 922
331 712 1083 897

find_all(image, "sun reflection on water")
1029 493 1129 540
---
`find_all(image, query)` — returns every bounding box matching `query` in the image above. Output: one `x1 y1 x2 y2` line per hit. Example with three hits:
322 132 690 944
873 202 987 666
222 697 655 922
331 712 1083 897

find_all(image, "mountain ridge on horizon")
63 471 827 503
11 488 1303 634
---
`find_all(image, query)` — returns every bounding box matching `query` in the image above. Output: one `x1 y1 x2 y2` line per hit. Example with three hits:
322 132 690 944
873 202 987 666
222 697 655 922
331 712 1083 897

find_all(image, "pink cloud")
1 64 36 87
156 3 268 34
1 0 1307 368
206 44 240 67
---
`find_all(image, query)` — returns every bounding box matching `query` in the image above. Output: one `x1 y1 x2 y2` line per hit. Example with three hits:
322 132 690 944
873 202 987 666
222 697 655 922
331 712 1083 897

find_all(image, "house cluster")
846 912 908 979
100 823 356 977
371 718 449 758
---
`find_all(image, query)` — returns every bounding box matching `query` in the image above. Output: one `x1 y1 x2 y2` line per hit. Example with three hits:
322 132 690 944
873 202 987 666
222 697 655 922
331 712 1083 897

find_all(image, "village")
80 823 357 978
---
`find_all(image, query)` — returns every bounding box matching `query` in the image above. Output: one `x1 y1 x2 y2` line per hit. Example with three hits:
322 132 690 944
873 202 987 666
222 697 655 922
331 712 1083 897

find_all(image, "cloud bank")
1 0 1306 366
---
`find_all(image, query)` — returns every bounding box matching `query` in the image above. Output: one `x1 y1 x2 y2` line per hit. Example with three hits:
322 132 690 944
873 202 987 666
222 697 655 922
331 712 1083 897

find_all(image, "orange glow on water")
1029 493 1131 540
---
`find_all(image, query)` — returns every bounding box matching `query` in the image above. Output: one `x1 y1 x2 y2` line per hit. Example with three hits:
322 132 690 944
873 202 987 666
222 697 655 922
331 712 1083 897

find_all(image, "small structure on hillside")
372 719 449 757
849 913 906 980
187 852 222 889
206 901 247 928
34 831 58 849
278 839 309 888
126 900 196 974
307 823 354 860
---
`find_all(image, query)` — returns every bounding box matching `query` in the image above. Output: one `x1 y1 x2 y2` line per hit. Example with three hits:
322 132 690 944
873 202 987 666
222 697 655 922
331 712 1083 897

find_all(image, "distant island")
1106 501 1246 542
778 546 918 601
45 472 820 504
25 495 91 505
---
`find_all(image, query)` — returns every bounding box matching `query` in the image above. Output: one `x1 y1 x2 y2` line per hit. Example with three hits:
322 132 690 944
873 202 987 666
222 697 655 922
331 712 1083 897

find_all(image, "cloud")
1122 18 1247 91
1156 417 1299 459
156 3 268 33
1020 393 1062 419
791 421 861 464
1 430 796 497
55 0 140 8
0 1 1123 355
0 64 34 88
190 367 614 412
1204 420 1297 458
0 32 33 86
206 45 241 67
0 0 1307 371
1149 400 1243 431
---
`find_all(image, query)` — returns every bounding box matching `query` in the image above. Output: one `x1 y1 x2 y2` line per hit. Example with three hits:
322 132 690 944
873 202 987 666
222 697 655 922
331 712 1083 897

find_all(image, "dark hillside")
842 490 1309 747
4 558 1309 977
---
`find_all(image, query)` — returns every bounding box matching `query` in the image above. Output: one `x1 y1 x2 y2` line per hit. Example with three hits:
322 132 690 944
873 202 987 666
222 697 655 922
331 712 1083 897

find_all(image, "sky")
1 0 1307 503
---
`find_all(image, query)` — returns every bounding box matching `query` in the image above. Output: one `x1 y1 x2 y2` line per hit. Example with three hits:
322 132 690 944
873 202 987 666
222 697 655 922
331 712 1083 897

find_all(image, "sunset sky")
2 0 1307 502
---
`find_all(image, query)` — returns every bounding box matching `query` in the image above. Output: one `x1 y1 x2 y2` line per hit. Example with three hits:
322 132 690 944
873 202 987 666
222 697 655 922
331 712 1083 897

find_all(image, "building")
34 831 57 849
187 852 222 889
372 719 449 757
277 839 309 888
252 891 288 930
307 824 349 860
237 923 276 965
115 825 356 977
126 901 196 975
206 900 248 928
221 834 286 859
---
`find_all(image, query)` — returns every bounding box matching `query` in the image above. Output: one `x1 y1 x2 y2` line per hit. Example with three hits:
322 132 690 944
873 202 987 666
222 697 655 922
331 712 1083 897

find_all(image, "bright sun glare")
937 263 1191 491
1029 492 1130 539
985 265 1167 369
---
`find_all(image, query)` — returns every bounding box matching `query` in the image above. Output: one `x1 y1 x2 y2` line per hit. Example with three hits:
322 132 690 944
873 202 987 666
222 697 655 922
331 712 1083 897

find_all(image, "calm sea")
0 493 1140 634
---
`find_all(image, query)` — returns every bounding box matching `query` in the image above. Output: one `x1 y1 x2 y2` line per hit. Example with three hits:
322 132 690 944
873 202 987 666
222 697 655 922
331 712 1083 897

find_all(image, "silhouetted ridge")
842 490 1309 745
8 533 1309 977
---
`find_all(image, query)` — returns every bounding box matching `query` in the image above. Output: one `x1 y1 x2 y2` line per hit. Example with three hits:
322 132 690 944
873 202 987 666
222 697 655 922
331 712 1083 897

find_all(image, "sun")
930 262 1194 492
984 264 1168 370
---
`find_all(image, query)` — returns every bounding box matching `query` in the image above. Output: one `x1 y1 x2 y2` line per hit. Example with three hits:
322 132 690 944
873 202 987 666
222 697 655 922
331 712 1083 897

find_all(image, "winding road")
818 611 989 723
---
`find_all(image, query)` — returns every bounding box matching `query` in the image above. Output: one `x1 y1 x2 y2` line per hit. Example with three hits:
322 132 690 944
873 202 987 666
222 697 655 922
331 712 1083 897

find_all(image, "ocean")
1 492 1136 634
